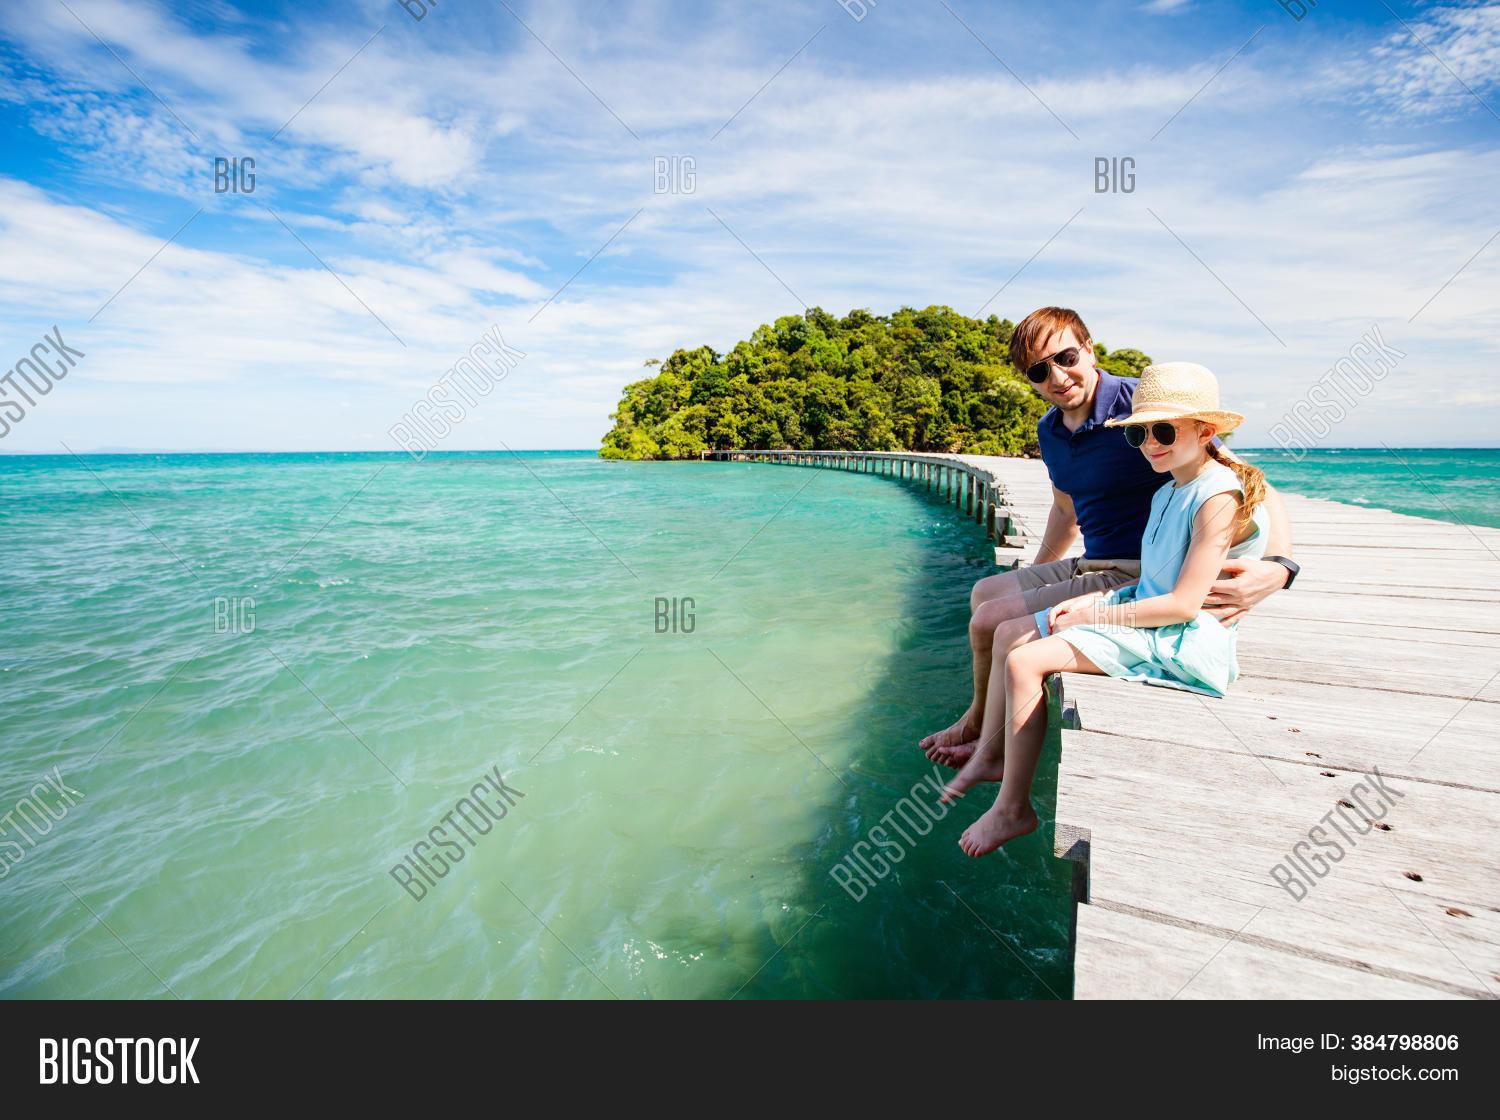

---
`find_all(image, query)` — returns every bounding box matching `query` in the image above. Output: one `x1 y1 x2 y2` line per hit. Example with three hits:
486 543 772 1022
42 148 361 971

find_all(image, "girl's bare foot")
919 710 978 759
930 739 977 769
939 735 1006 803
959 801 1039 857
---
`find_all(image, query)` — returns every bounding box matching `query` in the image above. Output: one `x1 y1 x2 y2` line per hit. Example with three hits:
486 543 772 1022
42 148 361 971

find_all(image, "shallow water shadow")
722 462 1076 1000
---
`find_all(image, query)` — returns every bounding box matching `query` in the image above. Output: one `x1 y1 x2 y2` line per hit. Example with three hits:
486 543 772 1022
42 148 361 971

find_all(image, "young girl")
941 362 1269 856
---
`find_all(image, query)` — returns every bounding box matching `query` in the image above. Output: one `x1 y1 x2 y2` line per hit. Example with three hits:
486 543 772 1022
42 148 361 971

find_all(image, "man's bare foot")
939 735 1006 804
959 800 1039 857
929 739 977 769
919 711 978 758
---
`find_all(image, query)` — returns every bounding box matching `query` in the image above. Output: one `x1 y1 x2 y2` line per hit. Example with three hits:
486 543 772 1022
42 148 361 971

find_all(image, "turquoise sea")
3 447 1492 1000
0 451 1071 999
1238 447 1500 529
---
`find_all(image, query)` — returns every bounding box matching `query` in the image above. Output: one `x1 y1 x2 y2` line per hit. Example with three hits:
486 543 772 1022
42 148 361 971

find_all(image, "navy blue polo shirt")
1036 371 1168 560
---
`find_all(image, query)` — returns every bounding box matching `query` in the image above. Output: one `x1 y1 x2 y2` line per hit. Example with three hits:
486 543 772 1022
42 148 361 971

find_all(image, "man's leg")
970 568 1027 614
938 626 1031 802
920 557 1133 761
920 559 1083 757
923 611 1037 767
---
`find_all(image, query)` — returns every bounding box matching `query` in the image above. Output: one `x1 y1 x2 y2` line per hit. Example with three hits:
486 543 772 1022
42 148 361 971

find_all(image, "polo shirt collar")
1045 370 1118 438
1080 370 1120 432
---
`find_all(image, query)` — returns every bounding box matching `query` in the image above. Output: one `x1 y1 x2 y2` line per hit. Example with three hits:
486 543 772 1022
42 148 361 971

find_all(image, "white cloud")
1367 3 1500 119
0 0 1497 451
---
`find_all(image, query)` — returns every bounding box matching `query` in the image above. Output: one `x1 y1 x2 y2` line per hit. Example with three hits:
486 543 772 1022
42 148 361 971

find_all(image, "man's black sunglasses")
1123 422 1180 448
1025 346 1082 383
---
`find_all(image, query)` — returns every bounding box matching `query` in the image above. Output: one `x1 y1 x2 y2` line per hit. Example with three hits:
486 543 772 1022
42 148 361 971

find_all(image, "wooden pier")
705 449 1500 999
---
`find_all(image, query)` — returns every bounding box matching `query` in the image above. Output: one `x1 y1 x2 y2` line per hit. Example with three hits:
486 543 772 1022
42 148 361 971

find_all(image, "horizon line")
2 445 1498 457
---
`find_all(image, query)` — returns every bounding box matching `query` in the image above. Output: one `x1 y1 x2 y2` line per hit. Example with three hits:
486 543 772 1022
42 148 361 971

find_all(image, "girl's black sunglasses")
1123 422 1179 448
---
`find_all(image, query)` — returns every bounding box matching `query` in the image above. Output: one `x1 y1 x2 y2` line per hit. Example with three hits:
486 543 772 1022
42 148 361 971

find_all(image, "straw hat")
1103 361 1244 434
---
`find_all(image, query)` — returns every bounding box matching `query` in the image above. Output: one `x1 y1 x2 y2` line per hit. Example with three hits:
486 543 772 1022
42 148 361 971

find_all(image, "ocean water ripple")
1 452 1072 999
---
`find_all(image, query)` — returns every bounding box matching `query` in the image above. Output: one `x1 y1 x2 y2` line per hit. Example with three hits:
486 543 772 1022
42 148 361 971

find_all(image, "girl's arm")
1055 494 1239 631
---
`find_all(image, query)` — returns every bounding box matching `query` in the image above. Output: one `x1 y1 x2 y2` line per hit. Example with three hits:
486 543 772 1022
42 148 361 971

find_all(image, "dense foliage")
599 306 1150 460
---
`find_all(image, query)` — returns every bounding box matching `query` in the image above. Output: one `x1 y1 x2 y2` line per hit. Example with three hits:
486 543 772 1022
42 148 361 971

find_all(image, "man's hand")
1204 557 1290 624
1048 591 1105 632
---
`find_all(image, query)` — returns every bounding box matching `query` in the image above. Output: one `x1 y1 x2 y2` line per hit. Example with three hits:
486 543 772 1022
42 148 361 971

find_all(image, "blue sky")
1 0 1497 451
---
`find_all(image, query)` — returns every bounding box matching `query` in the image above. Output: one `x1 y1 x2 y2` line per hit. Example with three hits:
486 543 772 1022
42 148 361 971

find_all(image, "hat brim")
1104 408 1244 434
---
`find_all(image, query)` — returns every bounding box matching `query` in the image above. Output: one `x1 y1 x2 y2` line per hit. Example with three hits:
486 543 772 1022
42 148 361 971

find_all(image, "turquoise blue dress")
1035 463 1267 697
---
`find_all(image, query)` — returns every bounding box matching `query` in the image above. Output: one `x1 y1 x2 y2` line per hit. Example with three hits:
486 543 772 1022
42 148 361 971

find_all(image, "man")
919 306 1297 765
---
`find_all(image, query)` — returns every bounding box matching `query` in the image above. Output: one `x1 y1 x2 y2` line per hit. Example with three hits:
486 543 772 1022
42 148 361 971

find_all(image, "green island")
599 305 1151 460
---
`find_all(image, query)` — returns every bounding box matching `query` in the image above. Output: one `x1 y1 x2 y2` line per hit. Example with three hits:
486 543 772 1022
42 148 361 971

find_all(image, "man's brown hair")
1009 307 1093 373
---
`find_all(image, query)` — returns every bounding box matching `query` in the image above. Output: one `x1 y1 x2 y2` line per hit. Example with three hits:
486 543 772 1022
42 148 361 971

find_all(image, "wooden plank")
1074 906 1471 1000
1062 674 1500 790
1236 652 1500 703
1056 729 1500 997
1232 670 1500 713
1244 593 1500 633
1240 614 1500 651
1287 582 1500 604
1236 617 1500 662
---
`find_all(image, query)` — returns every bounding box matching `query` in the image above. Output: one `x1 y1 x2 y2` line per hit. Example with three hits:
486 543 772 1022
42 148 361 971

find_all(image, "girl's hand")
1048 591 1104 632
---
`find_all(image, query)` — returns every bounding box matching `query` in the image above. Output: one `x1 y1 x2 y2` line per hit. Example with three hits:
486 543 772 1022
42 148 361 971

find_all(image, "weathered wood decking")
705 449 1500 1000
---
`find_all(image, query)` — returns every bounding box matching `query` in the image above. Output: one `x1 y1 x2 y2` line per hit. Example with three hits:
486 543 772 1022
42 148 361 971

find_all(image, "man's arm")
1033 485 1080 565
1258 483 1292 556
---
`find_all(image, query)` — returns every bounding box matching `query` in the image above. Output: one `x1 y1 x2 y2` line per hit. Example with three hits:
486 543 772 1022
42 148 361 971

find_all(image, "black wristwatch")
1264 555 1299 590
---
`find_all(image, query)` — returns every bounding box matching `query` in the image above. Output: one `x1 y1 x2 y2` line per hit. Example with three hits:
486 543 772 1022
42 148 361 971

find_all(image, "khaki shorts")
1013 557 1142 615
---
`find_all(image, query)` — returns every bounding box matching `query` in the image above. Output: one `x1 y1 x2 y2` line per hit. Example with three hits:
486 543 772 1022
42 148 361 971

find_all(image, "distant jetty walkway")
704 449 1500 999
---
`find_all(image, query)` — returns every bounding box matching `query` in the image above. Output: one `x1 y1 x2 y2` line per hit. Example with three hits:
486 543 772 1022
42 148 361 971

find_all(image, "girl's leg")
959 635 1104 857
